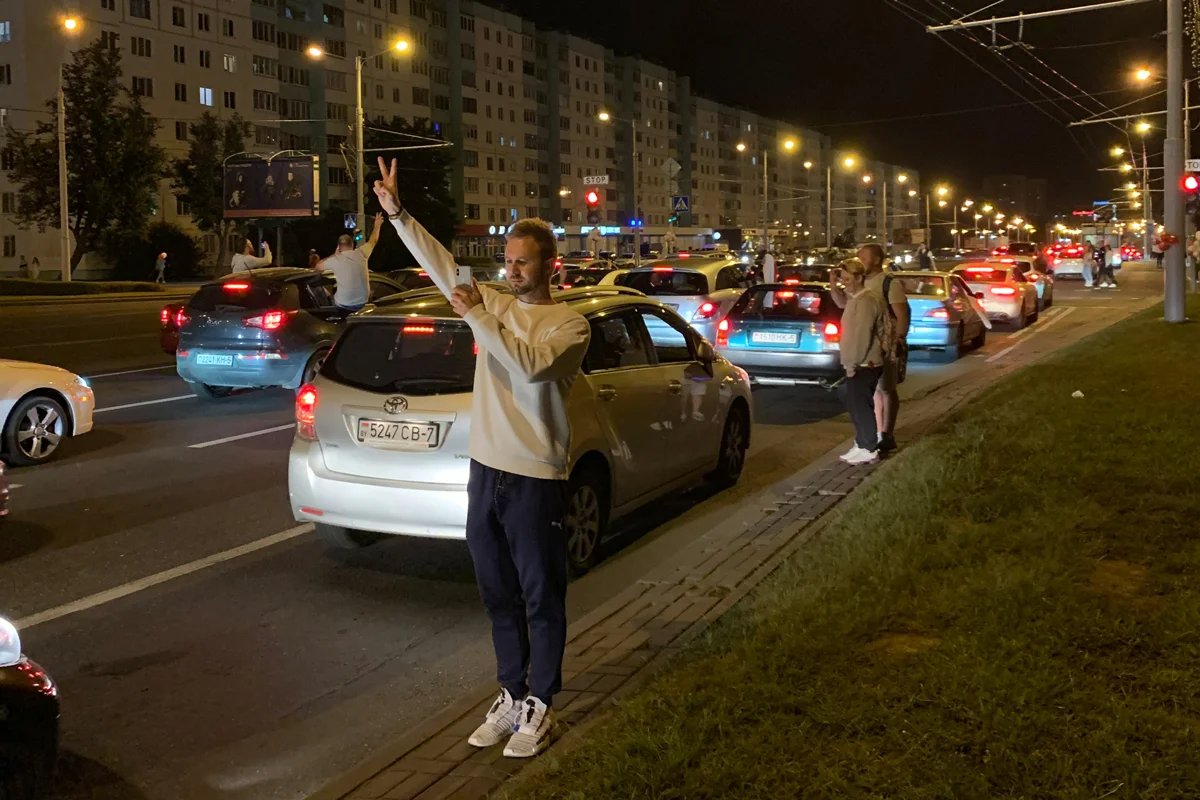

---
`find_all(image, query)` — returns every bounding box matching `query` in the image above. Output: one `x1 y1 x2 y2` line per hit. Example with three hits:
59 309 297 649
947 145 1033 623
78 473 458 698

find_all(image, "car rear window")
563 268 610 287
324 319 476 396
897 277 947 296
955 267 1009 283
396 271 436 291
730 286 832 319
189 282 285 312
616 269 708 296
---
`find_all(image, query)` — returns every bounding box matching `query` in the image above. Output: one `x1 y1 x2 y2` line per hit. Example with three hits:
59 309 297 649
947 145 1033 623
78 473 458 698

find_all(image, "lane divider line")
89 365 175 379
188 423 295 449
986 307 1077 363
94 395 194 414
2 333 156 350
13 523 314 631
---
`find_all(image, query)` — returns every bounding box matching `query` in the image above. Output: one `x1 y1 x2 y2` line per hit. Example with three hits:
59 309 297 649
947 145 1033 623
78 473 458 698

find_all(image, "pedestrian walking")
1097 243 1120 288
1152 236 1165 269
917 243 934 271
154 252 168 284
1081 242 1096 287
835 258 887 466
314 213 382 312
19 255 27 277
29 257 39 280
230 238 272 273
375 156 590 759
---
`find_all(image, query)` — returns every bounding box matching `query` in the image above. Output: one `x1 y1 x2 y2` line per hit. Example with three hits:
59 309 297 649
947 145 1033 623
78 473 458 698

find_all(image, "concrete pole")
57 65 71 282
1143 140 1153 255
1164 0 1186 321
825 165 832 249
881 179 888 244
632 118 641 267
355 56 365 237
761 150 769 251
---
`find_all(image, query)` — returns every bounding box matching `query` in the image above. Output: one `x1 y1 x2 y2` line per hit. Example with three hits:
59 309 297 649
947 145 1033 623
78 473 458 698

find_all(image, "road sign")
671 195 690 213
1186 158 1200 172
344 213 356 230
582 175 609 186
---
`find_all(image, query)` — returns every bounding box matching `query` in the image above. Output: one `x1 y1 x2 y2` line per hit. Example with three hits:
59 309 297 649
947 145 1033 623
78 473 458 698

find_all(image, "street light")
56 14 82 281
802 160 813 169
861 174 872 184
897 173 908 183
842 156 857 169
1134 66 1153 83
908 189 917 198
307 38 413 235
735 136 799 251
1111 146 1126 157
1135 119 1152 134
598 110 645 265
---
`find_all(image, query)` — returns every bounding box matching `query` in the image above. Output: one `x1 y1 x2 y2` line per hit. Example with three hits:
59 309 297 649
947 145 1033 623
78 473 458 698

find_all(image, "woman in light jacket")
836 258 888 465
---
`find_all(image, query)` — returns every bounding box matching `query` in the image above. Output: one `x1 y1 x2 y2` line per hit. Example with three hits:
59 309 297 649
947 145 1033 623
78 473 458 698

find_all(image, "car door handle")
597 385 618 401
666 380 683 394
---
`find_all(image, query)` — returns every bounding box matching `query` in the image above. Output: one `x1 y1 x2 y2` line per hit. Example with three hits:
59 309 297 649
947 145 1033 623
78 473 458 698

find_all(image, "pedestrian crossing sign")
671 195 690 213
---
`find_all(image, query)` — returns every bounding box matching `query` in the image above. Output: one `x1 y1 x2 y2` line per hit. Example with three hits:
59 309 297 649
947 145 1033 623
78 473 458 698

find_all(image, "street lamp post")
308 40 410 237
57 15 81 281
597 111 641 265
736 137 796 252
826 155 857 249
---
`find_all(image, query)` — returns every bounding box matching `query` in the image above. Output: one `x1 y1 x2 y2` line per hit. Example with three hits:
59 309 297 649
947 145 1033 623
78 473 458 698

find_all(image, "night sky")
499 0 1168 216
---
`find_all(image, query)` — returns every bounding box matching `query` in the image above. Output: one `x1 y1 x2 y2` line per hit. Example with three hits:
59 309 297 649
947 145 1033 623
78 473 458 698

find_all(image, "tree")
361 117 459 268
172 112 250 273
1 39 164 276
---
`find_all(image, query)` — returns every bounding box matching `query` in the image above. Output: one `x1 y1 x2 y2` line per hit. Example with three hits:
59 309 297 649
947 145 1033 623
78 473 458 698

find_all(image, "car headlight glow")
0 617 21 668
76 375 91 389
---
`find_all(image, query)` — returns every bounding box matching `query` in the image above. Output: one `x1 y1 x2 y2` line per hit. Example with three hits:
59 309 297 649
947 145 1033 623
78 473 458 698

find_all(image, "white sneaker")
504 696 556 758
843 447 879 466
468 689 522 748
840 446 868 463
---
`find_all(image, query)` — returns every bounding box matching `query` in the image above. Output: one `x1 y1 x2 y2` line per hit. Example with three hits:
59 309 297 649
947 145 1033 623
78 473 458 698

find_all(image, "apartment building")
0 0 923 275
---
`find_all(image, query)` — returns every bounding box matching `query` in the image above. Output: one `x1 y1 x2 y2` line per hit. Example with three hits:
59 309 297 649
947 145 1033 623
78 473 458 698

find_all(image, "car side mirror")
975 291 984 300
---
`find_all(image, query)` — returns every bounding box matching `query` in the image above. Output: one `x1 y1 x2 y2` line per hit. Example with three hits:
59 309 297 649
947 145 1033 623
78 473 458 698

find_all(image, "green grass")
0 278 166 296
504 297 1200 799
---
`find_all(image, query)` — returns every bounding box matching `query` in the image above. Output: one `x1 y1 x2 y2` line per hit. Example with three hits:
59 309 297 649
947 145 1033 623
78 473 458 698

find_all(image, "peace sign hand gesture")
374 156 401 216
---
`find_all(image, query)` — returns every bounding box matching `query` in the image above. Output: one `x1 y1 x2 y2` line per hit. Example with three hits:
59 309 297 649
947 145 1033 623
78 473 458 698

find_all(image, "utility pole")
825 164 833 249
57 65 71 282
1164 0 1186 321
881 179 888 244
354 55 365 238
761 150 769 252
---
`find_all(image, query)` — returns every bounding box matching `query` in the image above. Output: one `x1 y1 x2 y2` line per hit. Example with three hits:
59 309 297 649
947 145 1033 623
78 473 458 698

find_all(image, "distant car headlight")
740 255 750 264
0 617 21 668
75 375 90 389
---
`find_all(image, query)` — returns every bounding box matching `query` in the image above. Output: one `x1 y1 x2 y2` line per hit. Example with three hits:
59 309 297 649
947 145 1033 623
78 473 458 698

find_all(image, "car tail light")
926 308 949 319
998 257 1015 263
991 286 1017 296
693 301 719 320
296 384 318 441
224 282 251 291
560 283 573 289
1053 257 1062 265
160 307 171 325
677 252 690 258
652 266 673 272
244 310 292 330
716 318 730 347
175 308 189 328
823 321 841 343
402 324 436 335
783 278 800 285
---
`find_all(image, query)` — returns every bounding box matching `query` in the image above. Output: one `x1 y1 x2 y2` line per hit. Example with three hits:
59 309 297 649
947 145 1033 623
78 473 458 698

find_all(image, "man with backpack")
831 243 908 453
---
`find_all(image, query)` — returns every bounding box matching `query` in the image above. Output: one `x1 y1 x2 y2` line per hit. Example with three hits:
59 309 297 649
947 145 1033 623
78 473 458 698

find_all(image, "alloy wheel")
17 402 64 461
565 483 601 566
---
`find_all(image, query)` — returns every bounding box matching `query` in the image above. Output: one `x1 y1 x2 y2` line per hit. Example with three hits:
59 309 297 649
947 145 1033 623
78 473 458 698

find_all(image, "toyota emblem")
383 396 408 414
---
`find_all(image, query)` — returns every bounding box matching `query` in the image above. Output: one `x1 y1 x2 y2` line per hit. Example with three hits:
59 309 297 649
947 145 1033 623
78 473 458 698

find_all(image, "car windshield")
730 286 831 319
394 271 436 291
778 265 834 283
956 267 1009 283
324 319 476 396
897 277 947 296
189 282 283 312
563 268 610 287
616 269 708 296
1006 243 1038 256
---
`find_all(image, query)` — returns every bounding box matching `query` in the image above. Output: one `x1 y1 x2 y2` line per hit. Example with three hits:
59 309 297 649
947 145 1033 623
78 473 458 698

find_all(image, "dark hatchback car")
0 617 59 800
715 282 846 388
176 269 405 398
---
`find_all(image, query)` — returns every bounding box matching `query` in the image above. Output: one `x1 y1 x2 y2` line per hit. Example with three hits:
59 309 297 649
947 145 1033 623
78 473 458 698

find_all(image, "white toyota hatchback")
288 285 753 573
1 359 95 466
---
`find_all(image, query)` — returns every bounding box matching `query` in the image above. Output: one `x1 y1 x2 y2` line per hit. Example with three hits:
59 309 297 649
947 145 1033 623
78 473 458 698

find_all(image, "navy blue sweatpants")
465 460 569 706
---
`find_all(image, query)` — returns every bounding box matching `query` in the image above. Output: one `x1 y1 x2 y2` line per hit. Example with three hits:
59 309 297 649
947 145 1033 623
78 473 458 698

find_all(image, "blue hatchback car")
176 268 405 398
891 271 988 360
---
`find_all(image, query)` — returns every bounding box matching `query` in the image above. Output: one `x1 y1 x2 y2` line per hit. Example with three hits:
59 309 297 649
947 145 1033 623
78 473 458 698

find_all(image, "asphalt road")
0 268 1162 800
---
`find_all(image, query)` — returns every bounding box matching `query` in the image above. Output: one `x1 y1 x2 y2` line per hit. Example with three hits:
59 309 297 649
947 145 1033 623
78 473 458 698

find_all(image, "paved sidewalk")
310 292 1161 800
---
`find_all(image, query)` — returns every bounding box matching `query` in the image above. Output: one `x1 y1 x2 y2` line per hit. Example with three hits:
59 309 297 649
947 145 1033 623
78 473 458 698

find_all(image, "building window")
129 0 150 19
0 149 13 170
100 30 119 50
130 36 152 57
410 0 426 18
175 197 190 215
101 0 115 9
326 102 348 121
171 6 185 26
223 91 236 109
175 121 188 140
1 193 15 213
252 21 275 42
328 167 352 185
324 39 346 57
433 94 449 110
464 203 479 220
197 12 210 31
322 4 345 26
2 235 15 258
462 97 477 114
173 45 186 64
325 71 346 91
221 18 234 37
0 21 9 43
460 14 474 31
253 90 278 111
199 50 211 68
463 150 478 167
131 76 153 96
411 87 429 106
174 83 187 102
392 88 400 102
252 56 277 77
460 43 475 60
199 86 213 106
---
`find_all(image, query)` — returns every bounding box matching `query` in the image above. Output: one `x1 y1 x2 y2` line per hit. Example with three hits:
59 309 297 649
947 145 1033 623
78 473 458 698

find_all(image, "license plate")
357 419 440 449
751 331 798 345
195 353 233 366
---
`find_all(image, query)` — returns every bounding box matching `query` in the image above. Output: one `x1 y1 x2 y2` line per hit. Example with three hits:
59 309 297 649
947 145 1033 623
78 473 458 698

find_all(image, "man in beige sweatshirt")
836 258 887 466
374 157 590 759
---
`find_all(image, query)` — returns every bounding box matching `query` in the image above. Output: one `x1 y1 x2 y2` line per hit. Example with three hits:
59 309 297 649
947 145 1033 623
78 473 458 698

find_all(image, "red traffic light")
1184 174 1200 192
585 189 601 207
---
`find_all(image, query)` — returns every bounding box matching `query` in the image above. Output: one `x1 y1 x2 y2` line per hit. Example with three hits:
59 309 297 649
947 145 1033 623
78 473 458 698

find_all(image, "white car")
1050 256 1088 281
288 285 753 573
0 360 95 465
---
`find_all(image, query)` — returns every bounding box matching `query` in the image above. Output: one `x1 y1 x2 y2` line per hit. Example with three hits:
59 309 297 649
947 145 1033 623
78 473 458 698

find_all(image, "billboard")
223 155 321 219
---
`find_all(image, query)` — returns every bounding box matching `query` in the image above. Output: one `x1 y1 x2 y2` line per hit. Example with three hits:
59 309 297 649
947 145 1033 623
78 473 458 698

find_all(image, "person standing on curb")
835 258 886 465
231 238 272 273
154 252 168 284
374 157 590 759
832 243 907 453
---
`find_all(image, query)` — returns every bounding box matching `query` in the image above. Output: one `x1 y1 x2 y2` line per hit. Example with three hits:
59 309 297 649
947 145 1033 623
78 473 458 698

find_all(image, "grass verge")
0 278 166 296
503 297 1200 799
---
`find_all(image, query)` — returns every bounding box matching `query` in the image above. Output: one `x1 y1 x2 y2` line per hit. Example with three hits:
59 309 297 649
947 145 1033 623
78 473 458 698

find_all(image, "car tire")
0 742 54 800
189 382 234 400
564 464 608 576
3 394 69 466
1044 288 1053 308
1011 309 1026 331
301 347 330 388
1028 306 1039 325
315 523 383 549
971 326 987 349
708 403 750 489
940 324 964 362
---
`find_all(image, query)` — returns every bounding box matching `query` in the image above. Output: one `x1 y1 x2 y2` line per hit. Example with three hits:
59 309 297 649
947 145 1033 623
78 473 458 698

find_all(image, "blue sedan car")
891 271 989 360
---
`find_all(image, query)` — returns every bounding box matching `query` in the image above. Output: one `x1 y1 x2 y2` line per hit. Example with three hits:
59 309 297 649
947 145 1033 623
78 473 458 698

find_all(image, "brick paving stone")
389 756 458 776
383 772 442 800
410 734 466 761
411 775 472 800
561 671 604 693
449 761 512 781
348 770 411 799
445 777 503 799
672 595 720 626
445 712 487 738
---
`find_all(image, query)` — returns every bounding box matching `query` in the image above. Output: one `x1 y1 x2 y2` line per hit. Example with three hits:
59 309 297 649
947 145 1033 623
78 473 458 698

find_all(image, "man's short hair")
859 243 885 262
506 218 558 265
337 234 354 249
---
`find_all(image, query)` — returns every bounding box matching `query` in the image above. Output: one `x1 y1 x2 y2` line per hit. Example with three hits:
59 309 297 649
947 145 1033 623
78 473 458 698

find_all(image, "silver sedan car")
288 285 753 574
611 256 756 343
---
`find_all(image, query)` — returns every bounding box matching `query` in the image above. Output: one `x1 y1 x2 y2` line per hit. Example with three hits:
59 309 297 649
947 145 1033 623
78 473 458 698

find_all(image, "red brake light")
418 271 428 276
990 286 1017 296
224 282 251 291
652 266 673 272
776 291 796 299
244 310 292 330
926 308 950 319
677 252 690 258
296 384 318 441
823 321 841 343
175 308 189 327
999 257 1015 263
783 278 800 285
402 324 436 335
693 301 719 320
716 317 730 347
160 307 170 324
966 267 994 274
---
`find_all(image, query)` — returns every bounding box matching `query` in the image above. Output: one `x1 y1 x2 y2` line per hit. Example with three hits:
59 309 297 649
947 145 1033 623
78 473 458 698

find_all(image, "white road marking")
13 523 314 631
7 484 23 490
986 307 1077 363
94 394 193 413
89 365 175 379
2 333 155 350
188 423 295 449
985 344 1019 363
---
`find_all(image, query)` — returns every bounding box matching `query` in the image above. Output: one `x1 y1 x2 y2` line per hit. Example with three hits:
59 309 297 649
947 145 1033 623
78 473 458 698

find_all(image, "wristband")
386 209 404 219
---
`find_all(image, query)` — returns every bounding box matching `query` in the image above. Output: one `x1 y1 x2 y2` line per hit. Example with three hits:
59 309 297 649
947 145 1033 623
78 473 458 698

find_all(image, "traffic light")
585 189 601 224
1184 174 1200 225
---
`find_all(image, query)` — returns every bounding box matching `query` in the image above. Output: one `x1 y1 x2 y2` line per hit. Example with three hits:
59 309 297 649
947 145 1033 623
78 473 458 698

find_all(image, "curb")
0 290 196 307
